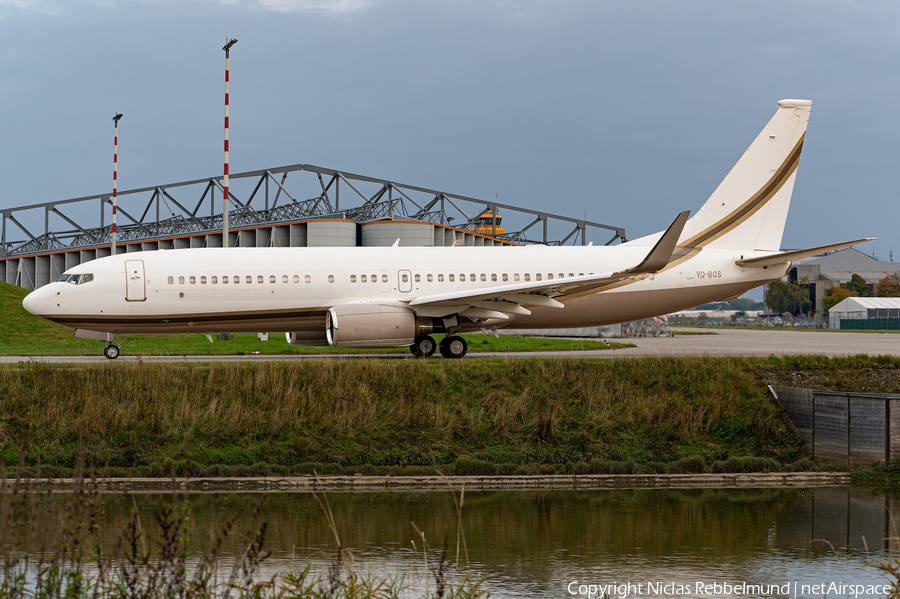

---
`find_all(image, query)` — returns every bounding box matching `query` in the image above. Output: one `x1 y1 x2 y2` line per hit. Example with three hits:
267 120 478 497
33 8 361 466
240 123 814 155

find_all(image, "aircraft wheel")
414 335 437 358
439 335 467 359
103 344 120 360
409 343 423 357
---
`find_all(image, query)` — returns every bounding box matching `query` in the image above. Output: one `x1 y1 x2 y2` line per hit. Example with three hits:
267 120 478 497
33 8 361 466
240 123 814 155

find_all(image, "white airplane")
23 99 871 359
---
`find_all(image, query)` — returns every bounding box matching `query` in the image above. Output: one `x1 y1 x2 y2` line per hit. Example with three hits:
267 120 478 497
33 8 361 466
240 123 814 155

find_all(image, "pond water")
8 486 900 598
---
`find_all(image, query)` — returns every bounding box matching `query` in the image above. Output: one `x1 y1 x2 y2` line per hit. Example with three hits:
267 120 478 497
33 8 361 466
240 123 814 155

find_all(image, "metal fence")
672 317 827 328
840 318 900 331
770 386 900 467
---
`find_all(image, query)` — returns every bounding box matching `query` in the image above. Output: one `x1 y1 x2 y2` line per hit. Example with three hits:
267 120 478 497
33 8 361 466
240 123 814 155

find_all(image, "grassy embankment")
4 281 900 478
0 281 629 355
2 355 899 478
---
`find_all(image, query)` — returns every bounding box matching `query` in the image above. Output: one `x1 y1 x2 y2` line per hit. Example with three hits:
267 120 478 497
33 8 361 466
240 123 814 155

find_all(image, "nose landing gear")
103 343 121 360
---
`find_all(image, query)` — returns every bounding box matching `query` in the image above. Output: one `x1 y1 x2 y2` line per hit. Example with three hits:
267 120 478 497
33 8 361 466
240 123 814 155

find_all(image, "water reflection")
17 487 900 597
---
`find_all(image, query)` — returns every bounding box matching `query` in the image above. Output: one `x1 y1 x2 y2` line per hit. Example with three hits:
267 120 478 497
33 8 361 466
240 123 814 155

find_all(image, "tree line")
765 272 900 316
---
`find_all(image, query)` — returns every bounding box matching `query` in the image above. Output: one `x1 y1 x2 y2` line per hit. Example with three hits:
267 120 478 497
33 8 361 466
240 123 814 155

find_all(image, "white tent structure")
828 297 900 329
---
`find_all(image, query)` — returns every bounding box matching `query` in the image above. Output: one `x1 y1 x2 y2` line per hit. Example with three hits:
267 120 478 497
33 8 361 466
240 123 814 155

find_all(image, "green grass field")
0 281 630 356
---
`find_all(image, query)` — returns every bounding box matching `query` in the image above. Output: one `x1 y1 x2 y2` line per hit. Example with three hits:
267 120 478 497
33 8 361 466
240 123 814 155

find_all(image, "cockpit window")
57 273 93 285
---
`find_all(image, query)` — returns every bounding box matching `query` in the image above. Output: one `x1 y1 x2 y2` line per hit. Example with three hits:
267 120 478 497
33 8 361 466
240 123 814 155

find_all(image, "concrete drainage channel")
17 472 850 493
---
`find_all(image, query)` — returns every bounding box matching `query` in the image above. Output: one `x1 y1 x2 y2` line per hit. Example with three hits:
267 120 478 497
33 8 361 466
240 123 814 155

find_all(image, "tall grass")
0 460 486 598
1 356 882 476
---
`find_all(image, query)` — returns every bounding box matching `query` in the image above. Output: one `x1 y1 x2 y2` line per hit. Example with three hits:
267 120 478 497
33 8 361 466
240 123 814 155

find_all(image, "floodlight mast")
112 112 123 255
222 36 237 248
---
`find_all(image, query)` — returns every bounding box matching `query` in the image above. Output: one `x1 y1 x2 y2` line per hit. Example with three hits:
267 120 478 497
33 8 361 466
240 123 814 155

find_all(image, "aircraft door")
398 270 412 293
125 260 146 301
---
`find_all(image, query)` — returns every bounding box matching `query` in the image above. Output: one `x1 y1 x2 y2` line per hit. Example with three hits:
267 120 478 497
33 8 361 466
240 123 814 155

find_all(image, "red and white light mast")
222 36 237 248
112 112 123 255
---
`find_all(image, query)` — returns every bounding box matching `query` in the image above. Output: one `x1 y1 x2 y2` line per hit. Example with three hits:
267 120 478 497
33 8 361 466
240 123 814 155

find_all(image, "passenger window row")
350 274 390 283
167 274 313 285
165 271 589 286
344 272 587 283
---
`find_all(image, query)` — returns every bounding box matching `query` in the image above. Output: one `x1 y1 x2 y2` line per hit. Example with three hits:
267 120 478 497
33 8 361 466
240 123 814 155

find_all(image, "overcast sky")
2 0 898 271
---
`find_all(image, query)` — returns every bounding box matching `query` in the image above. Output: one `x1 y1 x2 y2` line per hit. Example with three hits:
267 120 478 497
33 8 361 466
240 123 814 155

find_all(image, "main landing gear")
439 335 467 359
409 335 468 358
410 335 437 358
103 343 121 360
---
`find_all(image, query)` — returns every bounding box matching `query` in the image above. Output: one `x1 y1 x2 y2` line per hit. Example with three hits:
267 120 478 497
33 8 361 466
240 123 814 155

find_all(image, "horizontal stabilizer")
735 238 876 268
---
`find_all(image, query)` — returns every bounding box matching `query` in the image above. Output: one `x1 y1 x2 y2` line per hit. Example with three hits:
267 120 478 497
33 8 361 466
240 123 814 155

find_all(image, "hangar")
0 163 626 291
789 248 900 317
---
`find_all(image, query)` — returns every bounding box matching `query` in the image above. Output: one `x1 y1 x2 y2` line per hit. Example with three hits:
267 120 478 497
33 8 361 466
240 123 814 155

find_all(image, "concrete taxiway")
0 329 897 363
609 328 900 358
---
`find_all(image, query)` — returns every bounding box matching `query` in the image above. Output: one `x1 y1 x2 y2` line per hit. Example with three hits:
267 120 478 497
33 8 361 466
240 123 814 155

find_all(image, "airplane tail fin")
677 99 811 252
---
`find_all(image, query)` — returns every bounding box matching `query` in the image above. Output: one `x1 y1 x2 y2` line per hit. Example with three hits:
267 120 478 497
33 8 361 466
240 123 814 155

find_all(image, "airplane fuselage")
25 99 851 359
24 244 783 336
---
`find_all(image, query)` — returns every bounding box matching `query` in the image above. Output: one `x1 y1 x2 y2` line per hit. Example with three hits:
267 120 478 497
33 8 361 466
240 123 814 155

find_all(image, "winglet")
626 211 690 274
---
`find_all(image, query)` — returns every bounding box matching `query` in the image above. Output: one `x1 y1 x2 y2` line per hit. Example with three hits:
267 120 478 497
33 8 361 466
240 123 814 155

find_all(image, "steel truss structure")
1 163 626 260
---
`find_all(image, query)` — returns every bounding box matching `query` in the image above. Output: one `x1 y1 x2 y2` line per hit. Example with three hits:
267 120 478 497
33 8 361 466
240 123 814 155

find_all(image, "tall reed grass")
0 456 486 598
2 356 895 476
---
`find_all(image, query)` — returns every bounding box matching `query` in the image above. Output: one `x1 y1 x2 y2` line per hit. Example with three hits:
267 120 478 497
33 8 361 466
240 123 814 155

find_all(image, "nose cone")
23 285 51 317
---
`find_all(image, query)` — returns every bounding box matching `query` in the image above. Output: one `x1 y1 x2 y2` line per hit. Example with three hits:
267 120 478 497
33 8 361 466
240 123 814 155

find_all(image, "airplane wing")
735 238 876 268
406 211 690 320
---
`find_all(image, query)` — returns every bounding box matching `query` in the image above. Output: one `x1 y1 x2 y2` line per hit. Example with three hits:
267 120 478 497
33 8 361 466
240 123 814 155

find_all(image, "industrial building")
827 297 900 330
0 163 626 291
788 248 900 317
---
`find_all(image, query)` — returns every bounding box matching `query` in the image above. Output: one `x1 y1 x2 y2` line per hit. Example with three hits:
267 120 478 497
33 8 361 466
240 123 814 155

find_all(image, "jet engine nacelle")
285 330 329 346
326 304 433 348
